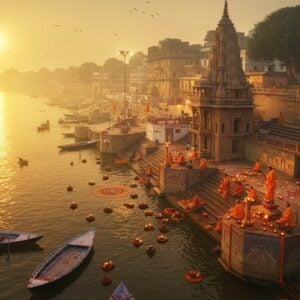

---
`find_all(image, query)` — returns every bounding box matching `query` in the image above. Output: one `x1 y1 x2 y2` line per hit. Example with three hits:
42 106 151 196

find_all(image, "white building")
146 116 191 143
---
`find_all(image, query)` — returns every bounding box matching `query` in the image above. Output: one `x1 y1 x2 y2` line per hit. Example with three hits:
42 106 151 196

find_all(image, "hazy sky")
0 0 299 71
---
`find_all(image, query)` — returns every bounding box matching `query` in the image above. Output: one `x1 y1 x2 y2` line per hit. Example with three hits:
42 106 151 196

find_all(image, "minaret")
191 0 253 161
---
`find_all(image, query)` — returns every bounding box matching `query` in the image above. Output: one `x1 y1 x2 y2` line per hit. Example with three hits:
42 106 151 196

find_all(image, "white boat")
27 228 95 289
109 282 135 300
0 230 42 247
58 139 99 151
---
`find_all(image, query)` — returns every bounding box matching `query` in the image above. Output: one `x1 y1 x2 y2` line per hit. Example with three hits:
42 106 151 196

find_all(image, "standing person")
199 156 208 169
253 159 262 172
265 166 277 204
192 149 199 161
220 174 231 200
248 186 258 201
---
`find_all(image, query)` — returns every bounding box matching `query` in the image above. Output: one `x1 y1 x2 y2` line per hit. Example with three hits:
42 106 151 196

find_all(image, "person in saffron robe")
229 200 245 220
215 216 223 234
220 174 231 200
199 156 208 169
265 166 277 204
192 149 199 161
278 202 296 227
178 152 186 166
146 165 153 177
248 186 258 201
253 159 262 172
190 194 203 211
232 182 245 197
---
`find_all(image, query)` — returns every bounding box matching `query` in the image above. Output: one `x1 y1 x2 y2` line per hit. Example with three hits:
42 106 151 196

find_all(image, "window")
233 119 240 133
232 140 239 153
221 124 225 134
246 123 250 133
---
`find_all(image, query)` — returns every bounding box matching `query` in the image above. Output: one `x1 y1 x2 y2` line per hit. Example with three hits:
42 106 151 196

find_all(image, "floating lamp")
144 223 155 231
102 261 115 271
157 235 168 243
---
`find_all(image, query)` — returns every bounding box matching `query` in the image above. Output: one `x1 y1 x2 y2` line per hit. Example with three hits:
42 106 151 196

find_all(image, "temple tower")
191 1 253 161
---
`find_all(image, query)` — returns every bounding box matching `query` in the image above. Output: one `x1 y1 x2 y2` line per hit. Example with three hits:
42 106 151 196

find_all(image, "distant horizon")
0 0 299 72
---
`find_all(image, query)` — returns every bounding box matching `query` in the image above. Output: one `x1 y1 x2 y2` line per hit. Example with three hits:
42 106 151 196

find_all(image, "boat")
37 120 50 132
0 230 42 247
62 132 75 138
58 139 99 151
27 228 95 289
109 282 135 300
18 157 29 166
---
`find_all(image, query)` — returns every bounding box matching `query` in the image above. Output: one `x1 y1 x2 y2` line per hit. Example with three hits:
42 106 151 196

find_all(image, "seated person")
167 152 174 164
146 165 153 177
253 159 262 172
190 194 203 210
178 153 186 166
192 150 199 161
278 202 296 228
215 216 223 234
199 157 208 169
248 186 258 201
229 200 245 220
232 182 245 197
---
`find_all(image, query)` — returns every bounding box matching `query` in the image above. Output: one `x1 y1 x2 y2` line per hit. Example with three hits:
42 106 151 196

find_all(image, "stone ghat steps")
280 276 300 300
177 133 192 146
265 123 300 141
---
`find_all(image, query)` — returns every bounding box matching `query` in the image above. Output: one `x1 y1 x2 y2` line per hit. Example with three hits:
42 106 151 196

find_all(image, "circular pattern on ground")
91 185 130 198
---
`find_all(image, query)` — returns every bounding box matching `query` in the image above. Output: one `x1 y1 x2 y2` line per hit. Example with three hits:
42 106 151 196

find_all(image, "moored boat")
62 132 75 138
27 228 95 289
18 158 29 166
58 139 99 151
0 230 42 247
109 282 135 300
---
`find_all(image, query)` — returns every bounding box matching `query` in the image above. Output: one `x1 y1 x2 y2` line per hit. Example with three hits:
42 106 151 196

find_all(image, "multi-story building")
191 1 253 161
147 38 202 105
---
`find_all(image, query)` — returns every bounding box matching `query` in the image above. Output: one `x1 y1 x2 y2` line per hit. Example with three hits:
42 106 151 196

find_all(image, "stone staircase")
263 123 300 142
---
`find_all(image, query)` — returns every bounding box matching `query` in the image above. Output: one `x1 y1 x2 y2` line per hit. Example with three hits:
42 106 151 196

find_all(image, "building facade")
147 39 202 105
191 1 253 161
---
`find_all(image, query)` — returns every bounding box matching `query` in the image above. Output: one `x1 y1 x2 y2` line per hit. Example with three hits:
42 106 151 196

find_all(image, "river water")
0 93 283 300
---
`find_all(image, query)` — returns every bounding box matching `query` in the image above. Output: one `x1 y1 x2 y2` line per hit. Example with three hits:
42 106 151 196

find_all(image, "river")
0 92 283 299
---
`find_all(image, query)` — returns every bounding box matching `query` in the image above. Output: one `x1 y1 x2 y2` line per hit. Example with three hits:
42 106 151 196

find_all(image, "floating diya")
100 276 112 286
102 261 115 271
132 237 143 247
103 207 113 214
67 185 73 192
103 175 109 181
124 203 135 209
161 218 169 224
155 213 164 220
138 203 149 210
86 214 95 223
144 223 155 231
81 159 87 163
131 193 138 199
129 183 138 188
88 180 96 186
159 225 169 233
70 202 78 210
144 210 153 217
157 235 168 243
184 271 203 283
146 245 156 257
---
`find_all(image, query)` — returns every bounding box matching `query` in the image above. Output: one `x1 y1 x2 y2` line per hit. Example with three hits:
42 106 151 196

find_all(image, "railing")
252 87 300 98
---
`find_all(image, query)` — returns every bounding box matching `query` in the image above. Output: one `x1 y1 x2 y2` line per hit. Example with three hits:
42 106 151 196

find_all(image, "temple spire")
223 0 229 17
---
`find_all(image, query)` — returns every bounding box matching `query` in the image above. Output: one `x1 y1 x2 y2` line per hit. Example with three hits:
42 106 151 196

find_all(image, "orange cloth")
248 188 258 201
265 169 276 203
230 203 245 220
146 166 153 177
199 158 207 169
279 207 296 226
220 177 230 199
179 154 186 164
233 184 244 196
168 153 174 164
191 195 202 209
253 161 262 172
192 151 198 161
215 221 222 233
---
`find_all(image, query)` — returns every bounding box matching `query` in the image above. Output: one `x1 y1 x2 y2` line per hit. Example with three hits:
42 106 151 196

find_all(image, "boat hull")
0 230 43 247
58 140 99 151
27 228 95 289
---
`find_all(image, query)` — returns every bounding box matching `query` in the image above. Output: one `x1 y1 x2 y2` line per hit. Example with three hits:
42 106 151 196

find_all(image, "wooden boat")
109 282 135 300
18 158 29 166
58 139 99 151
0 230 42 247
27 228 95 289
62 132 75 138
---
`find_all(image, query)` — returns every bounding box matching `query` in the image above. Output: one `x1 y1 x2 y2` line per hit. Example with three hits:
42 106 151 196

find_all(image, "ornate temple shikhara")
191 1 253 161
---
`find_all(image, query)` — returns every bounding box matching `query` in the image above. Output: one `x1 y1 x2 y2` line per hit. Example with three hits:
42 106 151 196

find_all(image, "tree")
247 5 300 83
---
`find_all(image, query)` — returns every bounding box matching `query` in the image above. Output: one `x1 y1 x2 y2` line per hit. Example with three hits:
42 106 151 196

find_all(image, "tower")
191 1 253 161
